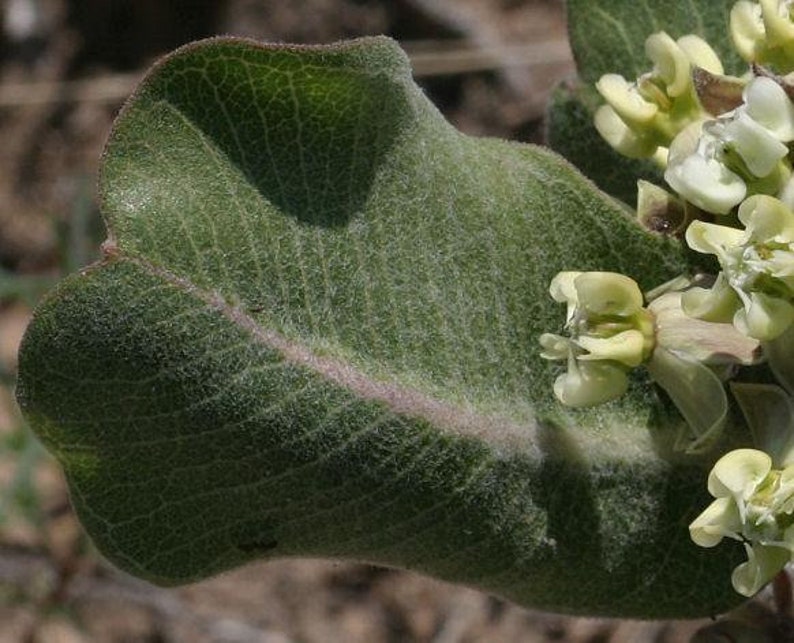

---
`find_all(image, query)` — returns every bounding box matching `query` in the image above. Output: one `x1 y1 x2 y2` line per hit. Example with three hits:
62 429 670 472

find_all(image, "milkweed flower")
682 194 794 340
690 447 794 596
663 121 748 214
540 272 761 452
539 271 655 407
594 32 723 162
664 76 794 214
731 0 794 72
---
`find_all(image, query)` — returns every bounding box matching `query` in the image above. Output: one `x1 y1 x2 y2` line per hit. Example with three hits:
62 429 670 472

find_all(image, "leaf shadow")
157 46 413 229
534 419 605 570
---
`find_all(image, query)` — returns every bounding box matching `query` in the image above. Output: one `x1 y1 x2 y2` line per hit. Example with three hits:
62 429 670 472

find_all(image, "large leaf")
555 1 742 203
16 37 744 618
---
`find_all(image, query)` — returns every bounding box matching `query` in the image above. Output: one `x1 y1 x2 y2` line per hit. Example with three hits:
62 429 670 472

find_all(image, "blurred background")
0 1 780 641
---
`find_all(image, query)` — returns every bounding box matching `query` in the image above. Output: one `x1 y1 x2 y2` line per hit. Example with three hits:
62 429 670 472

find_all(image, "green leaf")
16 37 744 618
567 0 743 85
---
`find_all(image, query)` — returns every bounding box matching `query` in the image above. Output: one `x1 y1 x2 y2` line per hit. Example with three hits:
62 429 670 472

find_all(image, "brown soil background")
0 1 790 641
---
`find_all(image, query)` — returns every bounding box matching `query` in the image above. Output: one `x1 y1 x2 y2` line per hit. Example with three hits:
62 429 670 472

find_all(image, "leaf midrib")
99 250 543 453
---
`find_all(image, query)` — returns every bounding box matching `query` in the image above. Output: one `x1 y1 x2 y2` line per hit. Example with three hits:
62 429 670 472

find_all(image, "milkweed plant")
542 0 794 597
23 0 794 625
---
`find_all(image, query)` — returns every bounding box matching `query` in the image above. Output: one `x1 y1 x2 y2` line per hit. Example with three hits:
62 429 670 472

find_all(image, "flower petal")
731 1 766 62
721 110 788 177
774 466 794 513
596 74 658 126
676 34 724 75
685 220 745 257
645 32 691 98
731 542 790 597
680 274 743 324
549 271 581 324
689 496 742 547
666 120 704 166
664 153 746 214
593 105 659 159
549 271 580 304
734 291 794 340
577 329 645 367
539 333 571 361
738 194 794 243
744 76 794 141
573 272 644 317
552 361 628 408
760 0 794 48
765 249 794 280
707 448 772 501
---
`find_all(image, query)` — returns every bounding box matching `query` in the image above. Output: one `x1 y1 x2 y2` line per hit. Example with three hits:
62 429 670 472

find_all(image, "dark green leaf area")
567 0 743 84
17 37 744 618
18 260 741 617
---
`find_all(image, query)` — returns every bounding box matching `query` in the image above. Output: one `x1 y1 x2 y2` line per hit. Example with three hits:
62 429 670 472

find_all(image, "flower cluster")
541 273 761 448
683 194 794 340
594 32 723 162
541 0 794 600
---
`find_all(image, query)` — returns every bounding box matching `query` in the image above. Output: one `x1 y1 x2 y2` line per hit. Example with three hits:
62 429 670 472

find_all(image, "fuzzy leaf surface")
17 37 743 618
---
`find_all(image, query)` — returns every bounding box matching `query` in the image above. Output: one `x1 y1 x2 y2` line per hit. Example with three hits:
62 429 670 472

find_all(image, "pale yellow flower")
539 272 654 407
690 447 794 596
664 77 794 214
731 0 794 71
683 195 794 340
594 32 723 161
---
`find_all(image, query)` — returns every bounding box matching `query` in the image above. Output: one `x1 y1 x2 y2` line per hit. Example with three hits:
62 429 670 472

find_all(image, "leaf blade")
18 37 743 617
18 258 740 617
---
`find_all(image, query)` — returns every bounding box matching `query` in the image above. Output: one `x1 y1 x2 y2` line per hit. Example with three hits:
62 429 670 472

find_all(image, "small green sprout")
683 194 794 340
594 31 723 163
